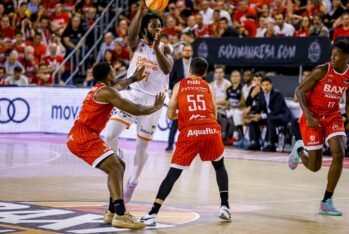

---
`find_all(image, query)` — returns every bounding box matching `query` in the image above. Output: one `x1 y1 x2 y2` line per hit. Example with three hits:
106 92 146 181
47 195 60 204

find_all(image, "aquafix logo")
0 201 198 233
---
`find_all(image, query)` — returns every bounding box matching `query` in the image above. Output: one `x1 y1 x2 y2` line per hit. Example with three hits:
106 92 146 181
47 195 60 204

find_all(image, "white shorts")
110 89 163 141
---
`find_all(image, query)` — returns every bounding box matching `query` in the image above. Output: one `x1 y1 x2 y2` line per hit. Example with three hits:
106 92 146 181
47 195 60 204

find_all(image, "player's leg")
212 157 231 221
319 135 345 216
124 109 162 203
124 137 150 203
140 167 183 226
98 154 145 229
141 128 197 226
166 119 178 151
104 119 129 158
289 114 323 170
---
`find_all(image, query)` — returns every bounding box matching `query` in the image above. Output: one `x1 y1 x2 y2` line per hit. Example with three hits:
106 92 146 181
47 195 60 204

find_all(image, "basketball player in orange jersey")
104 0 173 203
288 40 349 216
140 57 231 226
67 62 165 230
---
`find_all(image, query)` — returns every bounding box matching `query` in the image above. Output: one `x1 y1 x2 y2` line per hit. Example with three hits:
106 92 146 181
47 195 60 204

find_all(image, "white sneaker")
219 206 231 221
140 213 157 226
124 179 138 203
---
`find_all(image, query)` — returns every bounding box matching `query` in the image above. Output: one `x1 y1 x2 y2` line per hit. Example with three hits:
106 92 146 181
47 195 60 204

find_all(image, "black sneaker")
165 145 173 152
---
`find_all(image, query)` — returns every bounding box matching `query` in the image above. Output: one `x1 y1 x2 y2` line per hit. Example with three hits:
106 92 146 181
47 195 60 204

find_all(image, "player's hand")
153 32 161 50
154 93 165 109
132 65 146 81
306 115 320 128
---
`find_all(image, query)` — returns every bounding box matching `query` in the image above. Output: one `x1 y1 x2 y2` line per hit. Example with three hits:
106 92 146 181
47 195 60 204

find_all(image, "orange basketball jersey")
177 78 217 130
74 83 114 134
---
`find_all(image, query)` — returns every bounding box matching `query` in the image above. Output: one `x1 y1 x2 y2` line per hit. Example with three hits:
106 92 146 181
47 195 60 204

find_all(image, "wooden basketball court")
0 134 348 233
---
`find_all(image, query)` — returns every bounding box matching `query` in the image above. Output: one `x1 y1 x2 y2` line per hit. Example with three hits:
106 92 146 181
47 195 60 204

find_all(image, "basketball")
145 0 169 12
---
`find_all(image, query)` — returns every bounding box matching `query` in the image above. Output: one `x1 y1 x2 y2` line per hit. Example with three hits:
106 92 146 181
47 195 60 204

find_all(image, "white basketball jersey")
128 39 169 95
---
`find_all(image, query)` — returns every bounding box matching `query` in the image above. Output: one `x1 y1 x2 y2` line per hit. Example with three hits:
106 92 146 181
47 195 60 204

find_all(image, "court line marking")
0 149 62 171
246 197 349 205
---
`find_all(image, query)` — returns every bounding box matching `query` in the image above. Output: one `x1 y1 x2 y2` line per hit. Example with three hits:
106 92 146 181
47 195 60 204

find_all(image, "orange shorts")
171 124 225 169
299 111 346 150
67 124 114 167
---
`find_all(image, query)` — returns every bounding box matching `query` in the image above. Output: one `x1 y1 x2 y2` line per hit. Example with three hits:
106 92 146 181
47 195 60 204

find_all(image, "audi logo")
0 98 30 124
157 104 172 131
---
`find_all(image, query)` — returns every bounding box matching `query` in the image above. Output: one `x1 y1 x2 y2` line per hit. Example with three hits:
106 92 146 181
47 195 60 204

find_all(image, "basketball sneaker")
103 210 114 224
140 213 157 226
112 212 146 230
319 199 342 216
288 140 304 170
124 179 138 203
218 206 231 221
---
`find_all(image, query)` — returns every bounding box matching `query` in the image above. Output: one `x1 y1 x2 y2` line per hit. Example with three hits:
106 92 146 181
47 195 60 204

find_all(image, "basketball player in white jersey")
104 0 173 203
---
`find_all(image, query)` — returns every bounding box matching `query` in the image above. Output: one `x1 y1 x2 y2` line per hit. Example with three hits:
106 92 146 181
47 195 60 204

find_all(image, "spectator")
20 17 35 40
97 32 114 62
181 31 195 44
5 66 29 86
274 13 295 37
210 65 231 140
309 12 329 37
218 17 239 37
4 50 23 76
209 9 221 37
62 15 85 55
43 43 64 73
264 20 276 37
114 38 129 63
36 63 52 86
37 16 52 46
225 70 244 143
183 15 196 35
216 0 233 26
233 0 257 28
0 4 5 19
0 33 10 65
256 16 268 37
166 2 185 25
102 49 117 67
0 15 15 43
50 3 70 35
194 13 211 37
332 12 349 41
246 77 291 152
295 15 312 37
200 0 214 25
166 43 193 152
22 46 38 84
12 32 26 62
324 0 346 29
241 14 258 37
242 69 254 100
28 0 40 16
14 2 30 27
115 19 128 39
30 33 47 65
272 0 286 16
162 16 182 37
82 7 97 28
0 66 8 85
83 67 95 87
243 73 262 122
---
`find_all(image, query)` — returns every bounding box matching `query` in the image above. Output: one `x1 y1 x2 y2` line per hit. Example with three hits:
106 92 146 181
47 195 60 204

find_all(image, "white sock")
129 138 150 184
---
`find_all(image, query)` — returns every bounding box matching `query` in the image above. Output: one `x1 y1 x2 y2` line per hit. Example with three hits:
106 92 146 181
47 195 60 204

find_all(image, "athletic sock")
322 191 333 202
297 146 304 154
149 202 162 215
220 191 229 208
108 197 114 213
113 199 126 215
